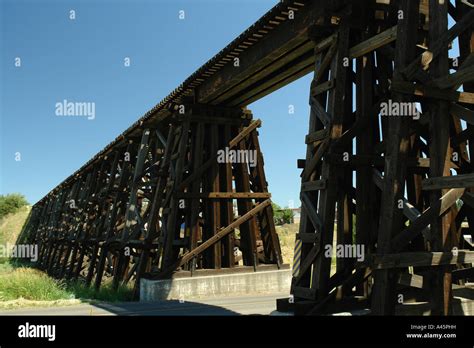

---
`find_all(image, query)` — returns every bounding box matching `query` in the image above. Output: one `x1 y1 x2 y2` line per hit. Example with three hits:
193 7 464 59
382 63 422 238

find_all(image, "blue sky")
1 0 311 207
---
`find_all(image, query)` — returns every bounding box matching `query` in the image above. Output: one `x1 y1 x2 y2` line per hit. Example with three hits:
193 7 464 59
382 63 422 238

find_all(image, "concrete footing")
140 264 291 302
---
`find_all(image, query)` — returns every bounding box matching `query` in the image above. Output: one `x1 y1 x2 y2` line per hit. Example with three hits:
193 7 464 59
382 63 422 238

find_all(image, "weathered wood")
368 251 474 269
392 80 474 104
178 120 261 190
422 173 474 190
349 25 397 59
164 199 272 274
371 0 420 316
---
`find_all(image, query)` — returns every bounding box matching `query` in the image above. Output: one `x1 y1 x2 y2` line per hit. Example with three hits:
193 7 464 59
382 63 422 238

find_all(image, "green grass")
0 208 133 308
66 280 133 302
0 263 72 301
0 261 133 304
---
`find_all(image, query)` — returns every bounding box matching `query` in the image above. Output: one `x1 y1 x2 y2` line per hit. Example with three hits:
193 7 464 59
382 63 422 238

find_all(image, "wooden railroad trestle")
19 0 474 314
20 105 282 297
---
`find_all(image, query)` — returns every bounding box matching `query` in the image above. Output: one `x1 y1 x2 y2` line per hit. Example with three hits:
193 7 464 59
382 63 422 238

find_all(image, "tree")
0 193 29 219
272 202 293 225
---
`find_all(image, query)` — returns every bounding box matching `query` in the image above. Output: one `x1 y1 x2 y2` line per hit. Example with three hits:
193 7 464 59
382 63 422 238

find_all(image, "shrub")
0 194 29 220
272 202 294 225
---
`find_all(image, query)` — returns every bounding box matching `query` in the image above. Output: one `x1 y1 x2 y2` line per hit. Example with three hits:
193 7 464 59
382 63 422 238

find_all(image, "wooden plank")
311 24 351 299
312 79 335 95
392 80 474 104
402 8 474 79
422 173 474 190
291 49 326 295
220 124 236 268
354 25 377 297
301 139 329 181
300 191 323 233
301 179 327 192
178 120 261 190
398 273 424 288
172 200 271 271
391 188 465 252
349 25 398 59
213 40 316 106
371 0 421 316
450 102 474 125
368 251 474 269
305 129 329 144
210 123 222 269
431 64 474 89
162 121 190 269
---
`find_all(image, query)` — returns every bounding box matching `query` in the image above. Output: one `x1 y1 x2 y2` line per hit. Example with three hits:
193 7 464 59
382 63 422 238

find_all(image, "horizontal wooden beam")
431 64 474 89
422 173 474 190
392 80 474 104
301 179 327 191
365 250 474 269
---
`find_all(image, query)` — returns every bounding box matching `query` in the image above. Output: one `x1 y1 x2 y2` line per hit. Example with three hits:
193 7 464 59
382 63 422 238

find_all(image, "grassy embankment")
0 206 132 309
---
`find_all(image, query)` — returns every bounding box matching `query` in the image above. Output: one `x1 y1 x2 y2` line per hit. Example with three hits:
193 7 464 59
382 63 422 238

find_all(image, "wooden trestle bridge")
19 0 474 315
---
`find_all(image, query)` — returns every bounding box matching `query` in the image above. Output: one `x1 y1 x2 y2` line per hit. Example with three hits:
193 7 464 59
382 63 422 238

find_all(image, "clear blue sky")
1 0 312 207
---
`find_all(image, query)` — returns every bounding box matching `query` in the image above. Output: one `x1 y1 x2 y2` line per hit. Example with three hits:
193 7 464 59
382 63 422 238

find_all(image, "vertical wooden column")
153 106 281 278
162 121 190 270
73 159 109 280
371 0 420 315
65 170 96 280
112 129 151 289
233 124 259 268
94 143 135 290
355 22 377 297
133 126 175 296
85 151 120 286
428 0 453 316
311 23 350 301
291 32 336 302
220 124 236 268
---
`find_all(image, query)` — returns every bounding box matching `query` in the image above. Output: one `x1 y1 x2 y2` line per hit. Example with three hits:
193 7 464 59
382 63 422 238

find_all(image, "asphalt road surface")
0 292 291 316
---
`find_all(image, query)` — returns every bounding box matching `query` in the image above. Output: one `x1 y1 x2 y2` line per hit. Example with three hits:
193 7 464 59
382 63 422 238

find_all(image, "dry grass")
0 298 82 310
0 205 30 245
275 223 299 265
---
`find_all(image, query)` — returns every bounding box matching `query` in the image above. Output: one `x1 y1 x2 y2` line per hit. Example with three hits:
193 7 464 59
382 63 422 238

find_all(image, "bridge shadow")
89 299 241 316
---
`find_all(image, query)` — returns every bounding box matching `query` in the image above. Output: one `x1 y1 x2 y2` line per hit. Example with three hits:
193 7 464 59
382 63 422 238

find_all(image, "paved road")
0 292 291 316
